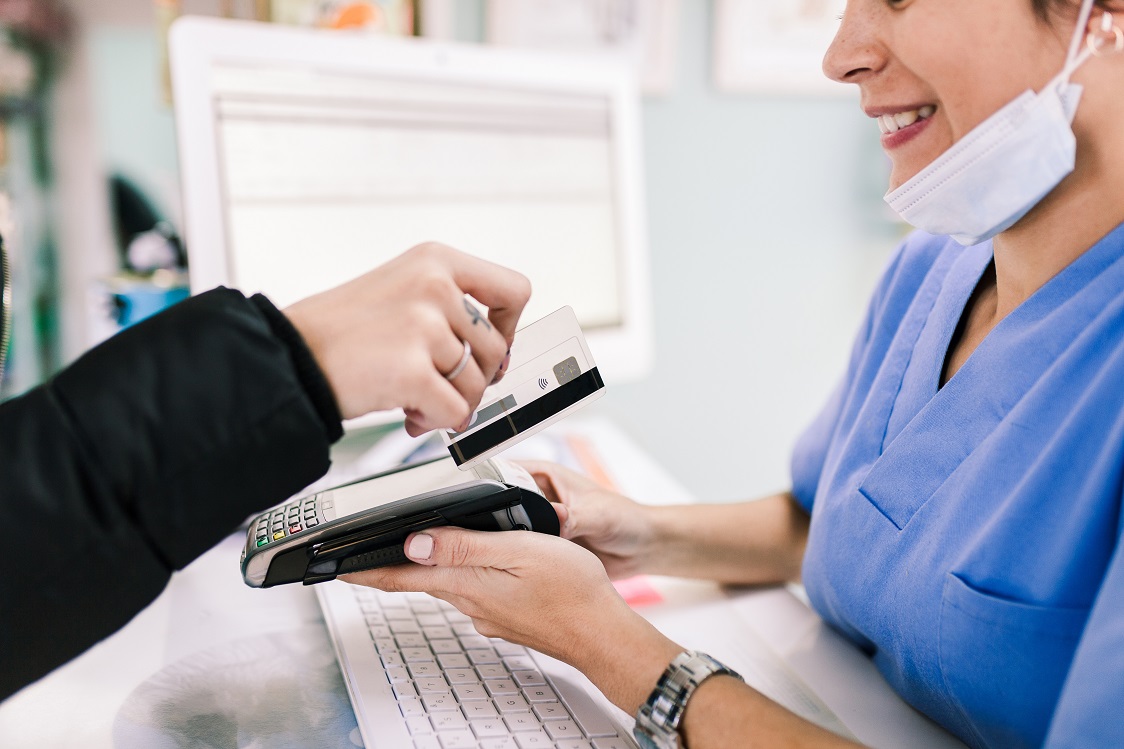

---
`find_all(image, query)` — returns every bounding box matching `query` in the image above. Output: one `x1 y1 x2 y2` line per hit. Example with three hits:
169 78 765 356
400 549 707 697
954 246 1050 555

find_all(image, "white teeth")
877 105 935 135
893 110 919 128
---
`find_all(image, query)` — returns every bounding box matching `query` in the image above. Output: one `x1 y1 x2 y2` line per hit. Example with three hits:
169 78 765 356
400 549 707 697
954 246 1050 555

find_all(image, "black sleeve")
0 287 343 700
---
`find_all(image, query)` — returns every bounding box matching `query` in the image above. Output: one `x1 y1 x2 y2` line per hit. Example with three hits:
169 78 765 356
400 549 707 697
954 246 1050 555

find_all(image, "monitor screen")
210 61 624 330
172 20 652 408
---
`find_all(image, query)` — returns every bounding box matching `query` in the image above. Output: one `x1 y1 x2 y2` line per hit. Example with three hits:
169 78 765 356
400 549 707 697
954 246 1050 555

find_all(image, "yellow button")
273 531 285 541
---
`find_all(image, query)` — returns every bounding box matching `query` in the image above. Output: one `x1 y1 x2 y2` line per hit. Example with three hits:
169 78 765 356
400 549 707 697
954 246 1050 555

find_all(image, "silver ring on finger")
444 339 472 381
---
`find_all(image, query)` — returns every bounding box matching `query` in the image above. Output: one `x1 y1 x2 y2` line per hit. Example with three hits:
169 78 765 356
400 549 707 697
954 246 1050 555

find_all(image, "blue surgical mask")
884 0 1099 246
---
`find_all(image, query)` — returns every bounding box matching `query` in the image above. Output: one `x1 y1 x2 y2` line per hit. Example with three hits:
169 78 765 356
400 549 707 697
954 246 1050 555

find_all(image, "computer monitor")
168 17 652 427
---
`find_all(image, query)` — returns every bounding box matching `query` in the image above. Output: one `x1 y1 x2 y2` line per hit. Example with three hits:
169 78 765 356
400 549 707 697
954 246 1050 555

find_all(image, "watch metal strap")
634 650 743 749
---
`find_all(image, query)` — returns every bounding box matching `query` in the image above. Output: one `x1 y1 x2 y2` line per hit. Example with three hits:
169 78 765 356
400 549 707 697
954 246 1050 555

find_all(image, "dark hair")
1032 0 1110 20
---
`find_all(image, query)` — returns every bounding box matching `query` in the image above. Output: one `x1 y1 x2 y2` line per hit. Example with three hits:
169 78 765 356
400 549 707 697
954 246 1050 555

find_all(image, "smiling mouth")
877 105 936 135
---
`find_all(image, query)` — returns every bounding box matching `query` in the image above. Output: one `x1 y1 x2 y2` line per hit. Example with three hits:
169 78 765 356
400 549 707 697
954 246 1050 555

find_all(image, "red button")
289 525 303 534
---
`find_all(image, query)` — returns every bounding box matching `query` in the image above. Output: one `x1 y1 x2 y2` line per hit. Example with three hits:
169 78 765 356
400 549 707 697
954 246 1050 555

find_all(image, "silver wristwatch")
633 650 743 749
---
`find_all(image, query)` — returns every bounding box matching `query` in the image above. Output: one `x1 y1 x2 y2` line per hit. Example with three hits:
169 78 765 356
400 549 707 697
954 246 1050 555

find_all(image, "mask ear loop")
1067 0 1099 63
1087 12 1124 56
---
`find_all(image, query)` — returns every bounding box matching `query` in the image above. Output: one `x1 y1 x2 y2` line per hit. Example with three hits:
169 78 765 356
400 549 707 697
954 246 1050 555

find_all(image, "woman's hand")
343 527 683 714
518 460 658 580
284 242 530 435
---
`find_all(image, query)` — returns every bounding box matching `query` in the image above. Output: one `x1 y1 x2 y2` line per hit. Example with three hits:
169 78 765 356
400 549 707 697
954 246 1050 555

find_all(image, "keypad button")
305 517 319 527
272 531 286 541
256 537 269 547
288 525 302 534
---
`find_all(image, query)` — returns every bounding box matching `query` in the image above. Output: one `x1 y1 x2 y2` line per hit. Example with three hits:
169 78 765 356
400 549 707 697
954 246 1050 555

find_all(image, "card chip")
553 356 581 385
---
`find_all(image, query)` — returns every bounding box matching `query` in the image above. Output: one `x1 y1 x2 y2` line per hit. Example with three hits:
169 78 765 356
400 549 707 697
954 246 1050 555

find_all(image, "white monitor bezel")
169 17 652 427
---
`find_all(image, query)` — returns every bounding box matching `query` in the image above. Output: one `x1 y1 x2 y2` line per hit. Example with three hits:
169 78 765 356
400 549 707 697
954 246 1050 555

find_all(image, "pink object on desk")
613 575 664 607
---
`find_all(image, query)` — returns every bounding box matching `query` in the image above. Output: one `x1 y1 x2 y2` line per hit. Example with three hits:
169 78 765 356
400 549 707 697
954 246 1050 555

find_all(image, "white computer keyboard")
346 587 635 749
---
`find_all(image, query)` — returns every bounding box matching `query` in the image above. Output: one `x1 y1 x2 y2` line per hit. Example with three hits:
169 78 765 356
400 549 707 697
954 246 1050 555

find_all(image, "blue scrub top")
791 224 1124 749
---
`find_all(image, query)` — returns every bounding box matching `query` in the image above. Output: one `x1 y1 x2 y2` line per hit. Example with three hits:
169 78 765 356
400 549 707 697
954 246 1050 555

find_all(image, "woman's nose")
823 2 885 84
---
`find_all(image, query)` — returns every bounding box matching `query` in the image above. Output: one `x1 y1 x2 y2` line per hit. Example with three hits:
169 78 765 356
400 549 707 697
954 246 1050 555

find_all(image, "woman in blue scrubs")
350 0 1124 746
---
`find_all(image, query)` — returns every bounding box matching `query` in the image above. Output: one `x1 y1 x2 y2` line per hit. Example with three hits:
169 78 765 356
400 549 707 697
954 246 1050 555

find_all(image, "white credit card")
442 306 605 470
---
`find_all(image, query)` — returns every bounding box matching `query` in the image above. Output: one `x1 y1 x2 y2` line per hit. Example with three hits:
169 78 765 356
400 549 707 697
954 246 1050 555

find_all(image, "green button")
257 537 269 547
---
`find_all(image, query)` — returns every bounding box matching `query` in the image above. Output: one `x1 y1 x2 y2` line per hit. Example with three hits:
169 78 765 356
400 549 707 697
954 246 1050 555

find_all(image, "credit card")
442 306 605 469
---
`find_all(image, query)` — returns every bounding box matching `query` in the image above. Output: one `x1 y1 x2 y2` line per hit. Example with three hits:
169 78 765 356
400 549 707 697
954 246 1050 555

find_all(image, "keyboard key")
375 638 399 655
444 668 479 685
385 666 410 683
423 624 454 639
453 683 489 702
368 625 392 639
397 633 429 649
470 717 510 737
591 739 630 749
452 622 479 636
545 720 582 740
436 731 477 748
512 670 546 687
480 739 518 749
386 608 415 620
504 713 541 732
381 652 405 668
522 686 558 703
432 712 469 731
408 662 443 679
495 694 530 713
402 647 435 662
476 664 508 680
399 696 426 717
410 599 440 613
557 741 593 749
532 702 567 720
423 694 459 712
416 677 452 694
407 716 434 735
431 640 464 655
468 649 501 665
485 679 519 696
414 738 441 749
503 656 537 671
417 613 448 627
459 634 490 649
393 682 419 700
514 731 553 748
437 653 470 668
462 701 500 719
494 642 527 657
391 620 423 634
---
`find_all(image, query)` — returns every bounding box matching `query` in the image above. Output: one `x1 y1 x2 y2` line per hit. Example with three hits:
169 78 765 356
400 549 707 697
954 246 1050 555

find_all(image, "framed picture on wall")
713 0 850 96
486 0 680 95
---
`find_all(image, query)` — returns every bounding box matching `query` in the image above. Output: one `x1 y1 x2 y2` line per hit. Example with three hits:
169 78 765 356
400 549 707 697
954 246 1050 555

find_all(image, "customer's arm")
520 461 809 585
0 288 338 700
0 243 530 700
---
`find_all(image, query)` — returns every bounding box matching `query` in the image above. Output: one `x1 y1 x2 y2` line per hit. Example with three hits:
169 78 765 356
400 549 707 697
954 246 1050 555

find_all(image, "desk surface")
0 418 964 748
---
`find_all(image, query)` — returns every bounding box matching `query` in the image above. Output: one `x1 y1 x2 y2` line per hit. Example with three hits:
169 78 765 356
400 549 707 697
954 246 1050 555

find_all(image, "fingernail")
491 350 512 385
407 533 434 561
457 416 471 432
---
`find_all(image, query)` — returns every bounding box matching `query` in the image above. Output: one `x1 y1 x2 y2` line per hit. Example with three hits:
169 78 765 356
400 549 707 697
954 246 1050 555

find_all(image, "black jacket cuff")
249 294 344 443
